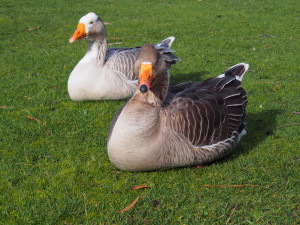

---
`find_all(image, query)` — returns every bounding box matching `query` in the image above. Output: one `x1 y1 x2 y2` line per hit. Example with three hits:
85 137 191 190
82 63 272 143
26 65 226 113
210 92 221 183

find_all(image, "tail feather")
218 63 249 81
154 36 181 69
155 36 175 49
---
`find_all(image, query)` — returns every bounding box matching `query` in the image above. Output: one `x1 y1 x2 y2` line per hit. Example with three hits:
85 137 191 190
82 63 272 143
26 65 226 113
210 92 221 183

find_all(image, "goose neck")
87 38 107 65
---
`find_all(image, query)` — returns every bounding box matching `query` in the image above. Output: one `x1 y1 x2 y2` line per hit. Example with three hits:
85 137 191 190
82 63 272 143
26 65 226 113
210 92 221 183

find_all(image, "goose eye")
89 21 93 24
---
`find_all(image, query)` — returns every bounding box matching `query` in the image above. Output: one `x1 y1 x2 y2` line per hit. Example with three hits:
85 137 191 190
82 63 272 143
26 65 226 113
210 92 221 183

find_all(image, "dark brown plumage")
108 44 249 171
165 75 247 146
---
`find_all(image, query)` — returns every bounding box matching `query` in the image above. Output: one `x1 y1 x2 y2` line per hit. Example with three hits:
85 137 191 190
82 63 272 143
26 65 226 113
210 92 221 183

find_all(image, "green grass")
1 0 299 224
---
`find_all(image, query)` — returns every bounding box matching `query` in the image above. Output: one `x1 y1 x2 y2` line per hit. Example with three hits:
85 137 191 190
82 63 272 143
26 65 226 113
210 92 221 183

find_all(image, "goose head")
69 12 106 43
135 44 168 99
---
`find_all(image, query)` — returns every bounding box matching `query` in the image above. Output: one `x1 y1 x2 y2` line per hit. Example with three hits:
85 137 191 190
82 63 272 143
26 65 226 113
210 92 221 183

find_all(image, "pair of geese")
68 12 249 172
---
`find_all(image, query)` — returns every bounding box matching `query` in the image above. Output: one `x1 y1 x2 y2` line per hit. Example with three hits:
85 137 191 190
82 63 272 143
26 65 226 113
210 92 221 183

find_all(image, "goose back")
104 37 180 81
164 75 247 148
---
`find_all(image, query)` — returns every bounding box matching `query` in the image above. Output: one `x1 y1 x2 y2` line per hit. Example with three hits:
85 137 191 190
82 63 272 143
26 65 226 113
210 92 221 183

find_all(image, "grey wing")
105 47 140 80
154 36 181 69
164 76 247 147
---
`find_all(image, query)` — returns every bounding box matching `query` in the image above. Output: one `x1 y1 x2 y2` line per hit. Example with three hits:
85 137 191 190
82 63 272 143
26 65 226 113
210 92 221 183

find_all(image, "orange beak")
138 63 154 93
69 23 87 43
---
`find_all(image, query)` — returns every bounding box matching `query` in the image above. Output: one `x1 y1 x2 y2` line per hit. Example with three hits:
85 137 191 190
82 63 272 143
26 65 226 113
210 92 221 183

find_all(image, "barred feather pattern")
104 38 179 81
105 48 140 80
107 44 248 171
163 76 247 157
154 131 240 170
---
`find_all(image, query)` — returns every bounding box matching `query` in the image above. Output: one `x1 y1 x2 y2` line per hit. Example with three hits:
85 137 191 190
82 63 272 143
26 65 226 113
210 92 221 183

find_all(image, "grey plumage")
68 13 180 101
105 36 179 79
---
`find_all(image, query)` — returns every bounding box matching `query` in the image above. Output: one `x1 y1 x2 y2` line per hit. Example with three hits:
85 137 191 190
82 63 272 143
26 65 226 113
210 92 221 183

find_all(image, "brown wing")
164 76 247 146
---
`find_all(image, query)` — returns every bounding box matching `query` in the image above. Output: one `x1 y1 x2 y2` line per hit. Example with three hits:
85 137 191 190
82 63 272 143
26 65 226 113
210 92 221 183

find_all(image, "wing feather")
164 76 247 147
106 48 140 80
104 37 180 81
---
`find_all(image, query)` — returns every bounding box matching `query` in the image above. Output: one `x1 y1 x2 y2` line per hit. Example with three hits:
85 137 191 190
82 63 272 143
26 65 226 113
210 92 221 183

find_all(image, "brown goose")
68 12 180 101
107 44 249 172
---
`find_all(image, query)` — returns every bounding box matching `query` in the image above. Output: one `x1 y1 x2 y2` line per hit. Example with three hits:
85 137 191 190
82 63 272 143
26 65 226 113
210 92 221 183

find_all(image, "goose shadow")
213 109 282 164
170 72 282 163
169 72 281 166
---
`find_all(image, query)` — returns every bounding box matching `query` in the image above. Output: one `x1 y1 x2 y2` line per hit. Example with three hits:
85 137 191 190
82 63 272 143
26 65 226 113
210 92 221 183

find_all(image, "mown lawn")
0 0 299 224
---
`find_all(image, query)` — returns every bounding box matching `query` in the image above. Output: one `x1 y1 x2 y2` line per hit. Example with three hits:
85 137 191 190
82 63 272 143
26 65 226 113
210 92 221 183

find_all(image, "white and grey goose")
107 44 249 172
68 12 180 101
